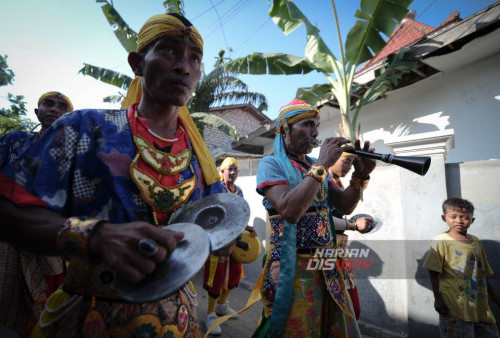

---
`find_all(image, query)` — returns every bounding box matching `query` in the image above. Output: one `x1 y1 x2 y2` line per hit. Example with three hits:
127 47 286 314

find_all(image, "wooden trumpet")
309 140 431 176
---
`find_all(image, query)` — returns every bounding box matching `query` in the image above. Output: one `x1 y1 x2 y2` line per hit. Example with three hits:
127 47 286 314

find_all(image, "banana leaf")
96 0 137 53
346 0 413 65
296 84 333 106
269 0 338 73
79 63 133 90
163 0 184 14
225 53 317 75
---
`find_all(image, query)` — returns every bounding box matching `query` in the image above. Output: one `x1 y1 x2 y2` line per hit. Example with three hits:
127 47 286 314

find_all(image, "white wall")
318 51 500 163
236 175 269 281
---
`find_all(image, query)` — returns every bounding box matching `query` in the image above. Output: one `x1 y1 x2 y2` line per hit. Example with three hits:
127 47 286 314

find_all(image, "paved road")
193 269 262 337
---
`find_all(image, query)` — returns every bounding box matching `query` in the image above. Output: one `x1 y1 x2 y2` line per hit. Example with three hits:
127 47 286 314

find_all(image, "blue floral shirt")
0 130 35 169
0 109 224 224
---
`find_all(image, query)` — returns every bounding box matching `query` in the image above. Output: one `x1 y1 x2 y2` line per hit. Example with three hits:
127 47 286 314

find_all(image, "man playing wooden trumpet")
254 99 375 337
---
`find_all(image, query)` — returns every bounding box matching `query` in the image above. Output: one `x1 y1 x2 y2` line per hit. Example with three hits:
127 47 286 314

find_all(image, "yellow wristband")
350 175 370 201
306 164 327 183
349 175 369 190
345 218 358 231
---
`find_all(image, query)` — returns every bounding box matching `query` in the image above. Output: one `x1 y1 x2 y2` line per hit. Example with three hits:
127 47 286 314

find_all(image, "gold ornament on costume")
307 164 327 183
134 135 191 175
126 314 161 336
130 156 196 212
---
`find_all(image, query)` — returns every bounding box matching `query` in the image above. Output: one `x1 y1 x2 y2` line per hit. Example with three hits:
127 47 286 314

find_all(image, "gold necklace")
130 154 196 213
129 110 196 217
134 135 191 175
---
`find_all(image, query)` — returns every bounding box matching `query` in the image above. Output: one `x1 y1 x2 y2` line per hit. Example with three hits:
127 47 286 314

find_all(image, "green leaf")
268 0 304 35
79 63 133 90
98 1 137 53
163 0 184 15
295 84 333 106
269 0 339 72
225 53 317 75
188 63 268 113
353 47 417 110
0 93 36 136
345 0 414 65
0 54 15 87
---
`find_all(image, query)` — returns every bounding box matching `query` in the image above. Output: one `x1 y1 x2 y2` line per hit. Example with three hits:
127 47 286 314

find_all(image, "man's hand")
355 216 374 233
352 140 376 178
88 221 184 283
316 137 353 168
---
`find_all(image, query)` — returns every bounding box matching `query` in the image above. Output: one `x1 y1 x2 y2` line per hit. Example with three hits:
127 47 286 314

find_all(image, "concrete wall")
235 157 500 337
314 158 500 336
318 51 500 164
444 160 500 320
234 175 269 283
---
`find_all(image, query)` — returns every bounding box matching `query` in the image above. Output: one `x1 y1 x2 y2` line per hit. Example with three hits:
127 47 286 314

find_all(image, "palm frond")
212 92 268 111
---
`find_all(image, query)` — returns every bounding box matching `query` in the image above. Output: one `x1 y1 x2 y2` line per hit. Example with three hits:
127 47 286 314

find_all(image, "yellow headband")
137 14 203 54
220 157 239 171
37 91 74 111
275 99 319 135
121 13 203 109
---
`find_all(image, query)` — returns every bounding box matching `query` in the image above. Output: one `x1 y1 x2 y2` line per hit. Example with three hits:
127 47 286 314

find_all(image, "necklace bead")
147 128 179 142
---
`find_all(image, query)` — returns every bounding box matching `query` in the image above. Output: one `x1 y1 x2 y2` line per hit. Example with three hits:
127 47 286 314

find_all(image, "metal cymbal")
114 222 210 303
350 213 383 234
172 193 250 251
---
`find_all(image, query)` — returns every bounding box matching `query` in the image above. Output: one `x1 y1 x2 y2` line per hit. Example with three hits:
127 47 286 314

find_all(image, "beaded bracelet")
56 217 105 259
349 174 370 201
306 164 327 183
345 218 358 231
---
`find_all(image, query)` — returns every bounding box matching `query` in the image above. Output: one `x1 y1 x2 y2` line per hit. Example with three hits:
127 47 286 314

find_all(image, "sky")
1 0 498 124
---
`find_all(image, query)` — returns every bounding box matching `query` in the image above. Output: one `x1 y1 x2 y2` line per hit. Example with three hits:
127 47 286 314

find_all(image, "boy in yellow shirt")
424 197 499 337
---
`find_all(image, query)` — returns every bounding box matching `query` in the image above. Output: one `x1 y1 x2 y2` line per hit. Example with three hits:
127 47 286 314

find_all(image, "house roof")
207 103 272 123
359 17 436 72
356 9 463 80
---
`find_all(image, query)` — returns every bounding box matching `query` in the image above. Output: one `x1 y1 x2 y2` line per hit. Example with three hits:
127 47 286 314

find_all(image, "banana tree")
225 0 417 141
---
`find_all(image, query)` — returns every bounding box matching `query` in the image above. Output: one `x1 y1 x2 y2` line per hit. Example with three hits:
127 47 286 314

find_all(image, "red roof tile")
359 18 435 71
